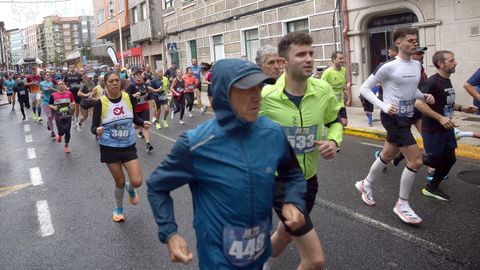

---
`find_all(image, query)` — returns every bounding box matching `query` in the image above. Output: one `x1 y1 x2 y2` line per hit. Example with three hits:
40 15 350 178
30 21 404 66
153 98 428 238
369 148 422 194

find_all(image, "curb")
344 127 480 160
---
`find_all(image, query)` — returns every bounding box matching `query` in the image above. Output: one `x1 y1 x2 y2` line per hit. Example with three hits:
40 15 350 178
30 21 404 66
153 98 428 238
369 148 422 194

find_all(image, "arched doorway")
367 12 418 73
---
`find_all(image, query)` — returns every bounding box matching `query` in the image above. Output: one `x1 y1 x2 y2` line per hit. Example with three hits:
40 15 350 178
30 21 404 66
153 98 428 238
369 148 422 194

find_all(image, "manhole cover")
462 117 480 123
457 170 480 185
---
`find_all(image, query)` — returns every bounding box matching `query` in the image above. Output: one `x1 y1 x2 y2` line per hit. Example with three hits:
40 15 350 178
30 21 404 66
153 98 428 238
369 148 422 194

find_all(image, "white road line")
316 198 454 258
24 124 30 132
29 167 43 186
27 148 36 159
150 130 177 143
36 200 54 237
25 134 33 143
359 142 383 148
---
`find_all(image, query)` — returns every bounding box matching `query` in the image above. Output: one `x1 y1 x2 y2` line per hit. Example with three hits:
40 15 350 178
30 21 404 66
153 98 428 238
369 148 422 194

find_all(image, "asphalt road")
1 104 479 270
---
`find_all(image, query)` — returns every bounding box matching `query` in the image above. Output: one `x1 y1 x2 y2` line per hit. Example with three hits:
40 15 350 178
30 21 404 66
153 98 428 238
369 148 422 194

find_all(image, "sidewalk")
0 93 9 107
344 106 480 160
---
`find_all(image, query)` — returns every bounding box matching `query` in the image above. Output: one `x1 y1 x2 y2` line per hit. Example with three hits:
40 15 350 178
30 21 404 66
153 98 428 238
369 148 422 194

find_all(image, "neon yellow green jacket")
260 74 343 179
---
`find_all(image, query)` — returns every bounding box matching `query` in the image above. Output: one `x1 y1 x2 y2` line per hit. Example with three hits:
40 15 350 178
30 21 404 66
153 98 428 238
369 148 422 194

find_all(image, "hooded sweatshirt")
147 59 306 270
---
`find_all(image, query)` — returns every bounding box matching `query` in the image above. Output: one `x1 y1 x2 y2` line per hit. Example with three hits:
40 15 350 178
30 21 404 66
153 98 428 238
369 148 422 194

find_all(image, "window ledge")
163 8 175 16
182 0 196 9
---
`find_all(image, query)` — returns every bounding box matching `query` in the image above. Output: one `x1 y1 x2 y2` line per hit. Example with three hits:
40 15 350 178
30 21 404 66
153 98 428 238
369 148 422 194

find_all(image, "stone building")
346 0 480 105
160 0 342 69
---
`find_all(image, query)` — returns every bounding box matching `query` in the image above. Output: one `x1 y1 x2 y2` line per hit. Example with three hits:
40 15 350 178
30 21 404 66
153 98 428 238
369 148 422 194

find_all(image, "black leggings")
423 148 456 188
172 95 185 120
55 117 72 144
19 99 30 118
184 92 194 112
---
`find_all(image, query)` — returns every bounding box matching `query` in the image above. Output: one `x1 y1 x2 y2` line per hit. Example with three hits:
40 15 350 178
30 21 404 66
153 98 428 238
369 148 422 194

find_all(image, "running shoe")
147 143 153 152
112 207 125 222
170 111 175 120
12 107 15 111
422 186 450 201
425 170 448 181
151 117 157 123
137 131 144 138
56 135 62 143
50 131 56 139
22 116 26 121
76 124 82 132
187 112 193 118
155 122 161 129
32 114 38 121
454 128 461 140
125 182 139 205
37 117 43 123
201 105 207 115
64 146 71 153
355 180 375 206
163 120 169 128
179 120 185 125
393 202 422 224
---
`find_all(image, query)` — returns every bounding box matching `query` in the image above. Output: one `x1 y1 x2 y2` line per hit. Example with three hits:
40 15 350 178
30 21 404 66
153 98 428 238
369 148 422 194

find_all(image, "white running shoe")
76 124 82 132
393 202 422 224
151 117 157 123
170 111 175 120
179 120 185 125
187 112 193 118
355 180 375 206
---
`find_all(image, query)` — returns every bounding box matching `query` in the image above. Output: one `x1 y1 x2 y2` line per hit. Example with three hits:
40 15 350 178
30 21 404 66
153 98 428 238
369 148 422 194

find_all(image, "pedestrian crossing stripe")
0 183 32 198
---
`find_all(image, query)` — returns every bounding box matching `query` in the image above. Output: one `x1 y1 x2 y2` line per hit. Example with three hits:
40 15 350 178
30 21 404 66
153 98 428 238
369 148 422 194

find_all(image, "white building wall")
347 0 480 106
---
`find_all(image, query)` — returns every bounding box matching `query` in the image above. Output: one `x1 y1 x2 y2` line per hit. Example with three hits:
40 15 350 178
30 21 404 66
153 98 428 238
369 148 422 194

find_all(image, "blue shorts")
422 129 457 157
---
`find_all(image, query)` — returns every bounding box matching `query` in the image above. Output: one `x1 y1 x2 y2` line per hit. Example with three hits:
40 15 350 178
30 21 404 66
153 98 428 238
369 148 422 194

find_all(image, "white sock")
114 187 124 208
457 131 474 138
365 157 388 183
399 167 417 200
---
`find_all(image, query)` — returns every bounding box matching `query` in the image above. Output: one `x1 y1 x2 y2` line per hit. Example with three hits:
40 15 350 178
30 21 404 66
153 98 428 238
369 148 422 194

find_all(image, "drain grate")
457 170 480 185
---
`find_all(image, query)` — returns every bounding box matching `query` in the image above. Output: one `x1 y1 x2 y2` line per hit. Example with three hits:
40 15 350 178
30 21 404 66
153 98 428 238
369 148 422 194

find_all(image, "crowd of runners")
1 28 480 269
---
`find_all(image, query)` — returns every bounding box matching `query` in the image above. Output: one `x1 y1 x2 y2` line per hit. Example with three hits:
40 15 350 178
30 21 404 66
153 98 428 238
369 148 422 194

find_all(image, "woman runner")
49 80 75 153
170 69 186 125
90 71 152 222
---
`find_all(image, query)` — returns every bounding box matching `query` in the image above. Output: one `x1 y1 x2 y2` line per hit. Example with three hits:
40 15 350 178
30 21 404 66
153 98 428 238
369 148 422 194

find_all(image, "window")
141 3 148 21
244 29 259 63
287 19 309 33
97 8 105 24
118 0 124 12
132 7 138 24
164 0 174 10
186 40 197 66
212 34 224 61
108 0 115 18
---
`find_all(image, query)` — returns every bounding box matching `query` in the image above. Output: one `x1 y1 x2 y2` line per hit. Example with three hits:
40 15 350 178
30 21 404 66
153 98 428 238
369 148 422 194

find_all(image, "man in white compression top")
355 27 434 225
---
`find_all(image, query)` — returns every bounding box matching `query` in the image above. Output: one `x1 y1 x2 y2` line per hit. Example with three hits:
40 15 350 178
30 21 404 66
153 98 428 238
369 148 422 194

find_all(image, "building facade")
346 0 480 105
94 0 133 66
9 29 28 68
26 24 40 58
160 0 342 70
129 0 163 69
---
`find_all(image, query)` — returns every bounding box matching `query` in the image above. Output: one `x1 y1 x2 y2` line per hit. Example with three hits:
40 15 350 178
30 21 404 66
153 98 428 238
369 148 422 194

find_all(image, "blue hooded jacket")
147 59 306 269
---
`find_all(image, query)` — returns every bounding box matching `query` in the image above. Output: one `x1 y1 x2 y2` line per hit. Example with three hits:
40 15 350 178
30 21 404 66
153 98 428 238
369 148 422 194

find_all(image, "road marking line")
359 142 383 148
24 124 30 132
150 130 177 143
316 198 455 258
25 134 33 143
27 148 36 159
36 200 54 237
0 183 32 198
29 167 43 186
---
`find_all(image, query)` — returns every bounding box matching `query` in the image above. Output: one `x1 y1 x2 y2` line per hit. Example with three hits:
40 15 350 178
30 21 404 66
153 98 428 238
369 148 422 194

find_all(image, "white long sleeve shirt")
360 57 425 116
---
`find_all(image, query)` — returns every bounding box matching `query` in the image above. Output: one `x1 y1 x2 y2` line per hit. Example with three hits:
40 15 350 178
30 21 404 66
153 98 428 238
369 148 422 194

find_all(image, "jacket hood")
211 59 269 137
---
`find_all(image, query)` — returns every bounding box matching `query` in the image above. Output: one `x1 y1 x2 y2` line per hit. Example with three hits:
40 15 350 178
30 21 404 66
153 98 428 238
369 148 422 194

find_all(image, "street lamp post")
118 17 124 68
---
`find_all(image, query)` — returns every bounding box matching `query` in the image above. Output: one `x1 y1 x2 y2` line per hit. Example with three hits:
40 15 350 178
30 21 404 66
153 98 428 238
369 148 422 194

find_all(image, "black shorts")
380 112 417 147
410 108 422 124
7 92 13 96
153 94 169 108
339 107 348 119
135 110 150 123
100 144 138 164
18 99 30 108
273 175 318 237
